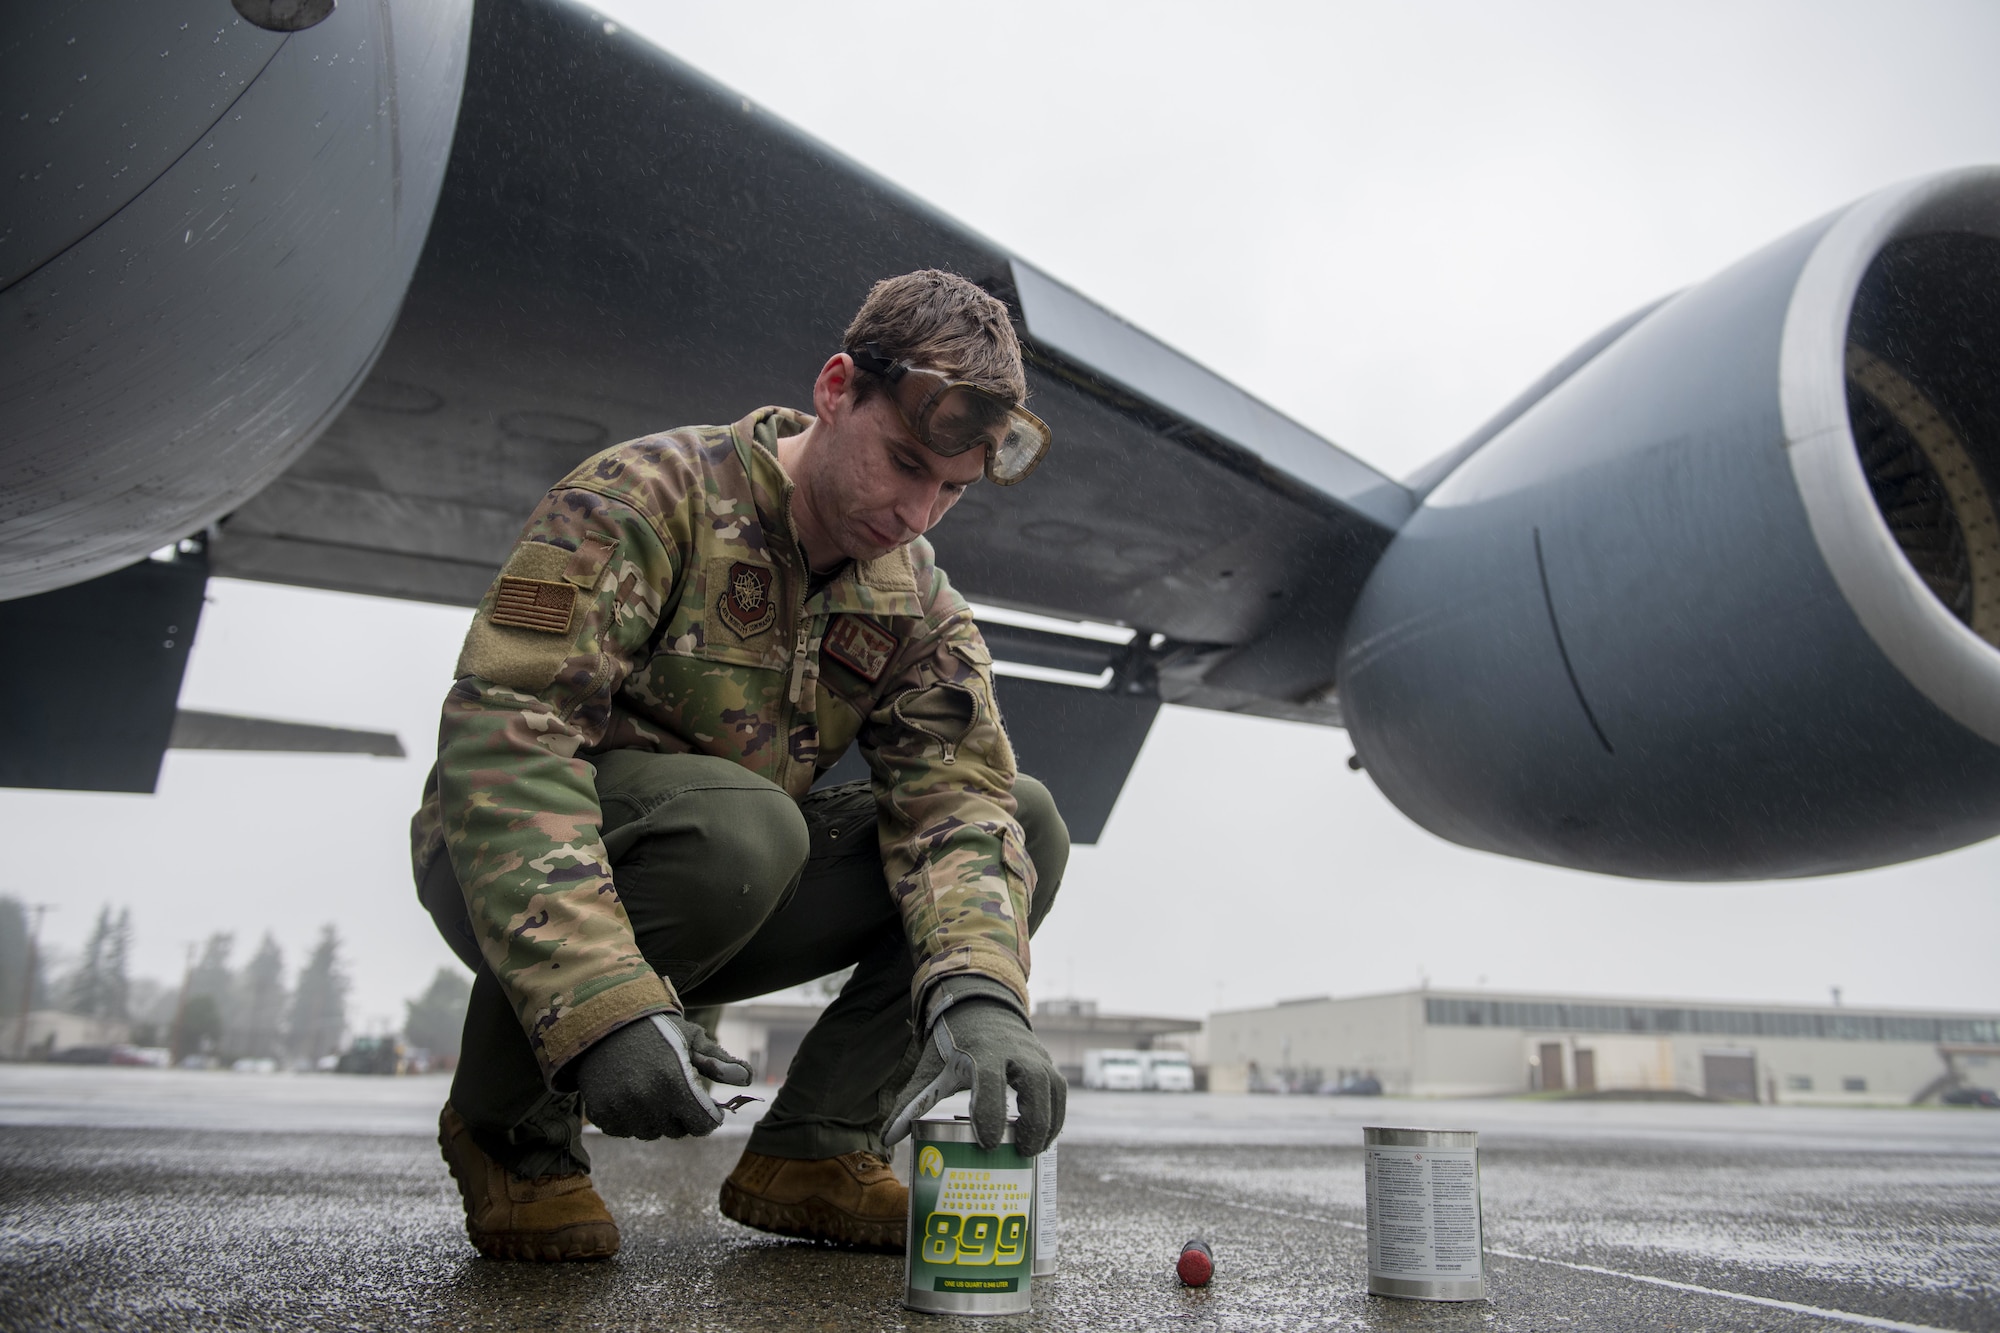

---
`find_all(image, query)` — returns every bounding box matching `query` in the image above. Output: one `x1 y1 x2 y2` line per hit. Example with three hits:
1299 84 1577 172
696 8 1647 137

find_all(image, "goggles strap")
850 343 906 383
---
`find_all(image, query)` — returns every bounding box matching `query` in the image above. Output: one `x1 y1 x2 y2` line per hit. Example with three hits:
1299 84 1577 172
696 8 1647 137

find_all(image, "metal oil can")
1032 1137 1057 1277
904 1113 1036 1315
1363 1126 1486 1301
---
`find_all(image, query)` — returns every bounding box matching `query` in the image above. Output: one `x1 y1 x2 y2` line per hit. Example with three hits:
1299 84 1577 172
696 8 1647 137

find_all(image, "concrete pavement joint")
1480 1249 1967 1333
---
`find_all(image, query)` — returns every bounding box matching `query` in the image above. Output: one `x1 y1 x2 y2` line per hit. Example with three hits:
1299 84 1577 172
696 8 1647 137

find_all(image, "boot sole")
718 1178 906 1253
439 1119 620 1262
464 1226 621 1263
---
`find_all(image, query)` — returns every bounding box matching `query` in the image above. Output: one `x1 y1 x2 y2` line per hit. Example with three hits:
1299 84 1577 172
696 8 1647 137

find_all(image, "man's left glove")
884 976 1065 1156
574 1013 753 1140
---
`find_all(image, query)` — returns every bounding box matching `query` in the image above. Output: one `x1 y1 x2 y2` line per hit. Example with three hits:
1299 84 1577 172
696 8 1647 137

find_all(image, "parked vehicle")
1326 1073 1383 1096
335 1036 404 1076
46 1045 112 1065
110 1045 170 1067
1083 1049 1147 1091
1142 1051 1196 1092
1943 1087 2000 1108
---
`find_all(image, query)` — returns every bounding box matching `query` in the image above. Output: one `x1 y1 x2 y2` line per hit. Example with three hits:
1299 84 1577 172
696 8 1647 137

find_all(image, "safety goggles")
849 343 1052 485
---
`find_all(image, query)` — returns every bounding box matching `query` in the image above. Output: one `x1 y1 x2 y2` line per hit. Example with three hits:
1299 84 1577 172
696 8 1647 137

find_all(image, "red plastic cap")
1176 1240 1213 1287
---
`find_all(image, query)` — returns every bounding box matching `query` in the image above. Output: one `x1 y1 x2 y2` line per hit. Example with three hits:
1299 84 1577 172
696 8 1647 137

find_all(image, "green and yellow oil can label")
909 1139 1035 1295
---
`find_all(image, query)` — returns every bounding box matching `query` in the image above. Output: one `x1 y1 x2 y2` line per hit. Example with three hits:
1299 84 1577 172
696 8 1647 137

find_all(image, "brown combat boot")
718 1148 907 1251
438 1102 621 1261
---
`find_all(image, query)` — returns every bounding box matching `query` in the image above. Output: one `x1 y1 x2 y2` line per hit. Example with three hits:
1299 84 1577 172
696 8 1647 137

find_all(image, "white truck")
1142 1050 1196 1092
1082 1049 1147 1091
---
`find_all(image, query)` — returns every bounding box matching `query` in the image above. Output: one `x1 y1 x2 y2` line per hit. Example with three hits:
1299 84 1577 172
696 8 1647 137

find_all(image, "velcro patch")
825 615 896 681
492 577 576 633
717 560 778 639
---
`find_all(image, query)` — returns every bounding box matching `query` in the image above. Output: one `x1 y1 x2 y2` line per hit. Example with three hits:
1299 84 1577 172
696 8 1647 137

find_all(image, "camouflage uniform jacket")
409 407 1033 1080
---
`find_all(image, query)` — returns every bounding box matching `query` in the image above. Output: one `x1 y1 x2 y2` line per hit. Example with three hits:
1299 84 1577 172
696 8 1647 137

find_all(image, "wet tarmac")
2 1066 1997 1331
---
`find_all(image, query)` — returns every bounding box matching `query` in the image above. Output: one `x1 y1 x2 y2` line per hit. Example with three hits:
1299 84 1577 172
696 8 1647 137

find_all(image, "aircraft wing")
209 0 1407 738
173 0 1412 838
20 0 1999 878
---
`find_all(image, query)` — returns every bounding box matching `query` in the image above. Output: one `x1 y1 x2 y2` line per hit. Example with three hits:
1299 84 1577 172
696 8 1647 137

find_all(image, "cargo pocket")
1000 825 1036 940
892 682 980 765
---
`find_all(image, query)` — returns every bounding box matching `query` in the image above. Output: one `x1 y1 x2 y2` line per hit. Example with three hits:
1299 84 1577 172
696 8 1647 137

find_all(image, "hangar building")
1207 989 2000 1103
1029 998 1206 1086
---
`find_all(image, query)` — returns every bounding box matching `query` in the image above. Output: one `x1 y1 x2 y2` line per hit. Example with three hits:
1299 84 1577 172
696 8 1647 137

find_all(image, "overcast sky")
12 0 2000 1034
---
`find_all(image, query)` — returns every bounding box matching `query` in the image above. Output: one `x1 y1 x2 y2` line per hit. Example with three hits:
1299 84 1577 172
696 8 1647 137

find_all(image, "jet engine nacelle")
1340 168 2000 880
0 0 471 599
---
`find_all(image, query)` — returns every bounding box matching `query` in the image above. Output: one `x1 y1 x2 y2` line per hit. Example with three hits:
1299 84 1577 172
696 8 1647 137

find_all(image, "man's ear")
813 353 856 419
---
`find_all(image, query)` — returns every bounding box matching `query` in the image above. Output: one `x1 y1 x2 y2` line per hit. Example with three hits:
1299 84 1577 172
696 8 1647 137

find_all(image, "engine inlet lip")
1782 165 2000 747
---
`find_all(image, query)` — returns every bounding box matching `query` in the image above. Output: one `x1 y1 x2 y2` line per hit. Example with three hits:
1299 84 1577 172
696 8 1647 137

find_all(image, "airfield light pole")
12 903 51 1060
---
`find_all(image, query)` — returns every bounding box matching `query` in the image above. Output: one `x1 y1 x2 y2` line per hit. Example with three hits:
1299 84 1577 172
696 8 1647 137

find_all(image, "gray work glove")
884 976 1065 1156
574 1013 752 1140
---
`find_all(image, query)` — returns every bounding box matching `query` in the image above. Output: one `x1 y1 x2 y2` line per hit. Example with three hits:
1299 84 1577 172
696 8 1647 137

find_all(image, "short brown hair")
842 270 1027 404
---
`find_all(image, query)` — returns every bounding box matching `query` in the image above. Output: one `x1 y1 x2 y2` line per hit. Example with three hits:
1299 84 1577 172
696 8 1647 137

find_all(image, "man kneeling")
409 270 1068 1260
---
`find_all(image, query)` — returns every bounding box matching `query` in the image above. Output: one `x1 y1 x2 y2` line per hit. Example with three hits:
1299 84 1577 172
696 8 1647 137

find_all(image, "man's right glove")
883 976 1065 1156
574 1012 752 1140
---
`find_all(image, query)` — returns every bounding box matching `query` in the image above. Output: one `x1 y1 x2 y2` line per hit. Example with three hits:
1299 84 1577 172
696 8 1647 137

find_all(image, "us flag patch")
825 615 896 681
491 576 575 633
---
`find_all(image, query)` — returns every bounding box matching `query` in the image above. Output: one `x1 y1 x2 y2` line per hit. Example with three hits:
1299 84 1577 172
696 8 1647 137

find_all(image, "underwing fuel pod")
1340 169 2000 880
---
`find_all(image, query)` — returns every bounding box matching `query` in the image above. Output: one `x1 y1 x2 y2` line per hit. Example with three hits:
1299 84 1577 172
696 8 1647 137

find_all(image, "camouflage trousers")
419 752 1069 1178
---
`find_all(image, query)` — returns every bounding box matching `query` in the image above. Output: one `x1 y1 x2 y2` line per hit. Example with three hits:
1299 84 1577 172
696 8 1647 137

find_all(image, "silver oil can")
1363 1126 1485 1301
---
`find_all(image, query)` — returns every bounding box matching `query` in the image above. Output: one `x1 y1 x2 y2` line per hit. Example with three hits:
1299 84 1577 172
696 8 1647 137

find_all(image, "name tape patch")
825 615 896 681
492 576 576 634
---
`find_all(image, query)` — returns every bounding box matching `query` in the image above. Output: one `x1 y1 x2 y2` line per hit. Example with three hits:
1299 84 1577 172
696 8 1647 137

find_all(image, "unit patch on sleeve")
491 576 577 634
825 614 897 682
717 560 778 639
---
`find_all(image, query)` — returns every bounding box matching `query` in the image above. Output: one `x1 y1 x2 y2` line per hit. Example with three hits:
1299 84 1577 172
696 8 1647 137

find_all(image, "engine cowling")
1339 167 2000 880
0 0 470 599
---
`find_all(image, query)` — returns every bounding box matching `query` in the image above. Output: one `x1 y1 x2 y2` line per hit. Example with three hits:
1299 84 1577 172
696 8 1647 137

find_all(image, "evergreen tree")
102 908 132 1023
187 933 235 1002
186 932 236 1053
287 925 349 1061
0 897 38 1020
126 978 177 1049
233 934 288 1059
181 993 224 1054
63 906 114 1018
402 967 472 1060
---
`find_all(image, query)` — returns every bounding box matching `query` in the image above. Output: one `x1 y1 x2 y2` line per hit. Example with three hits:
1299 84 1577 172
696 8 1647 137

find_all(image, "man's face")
806 363 986 563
